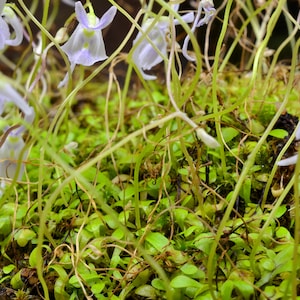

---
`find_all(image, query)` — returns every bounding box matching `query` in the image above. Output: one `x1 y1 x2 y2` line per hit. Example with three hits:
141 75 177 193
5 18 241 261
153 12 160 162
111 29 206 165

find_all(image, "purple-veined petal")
277 154 299 166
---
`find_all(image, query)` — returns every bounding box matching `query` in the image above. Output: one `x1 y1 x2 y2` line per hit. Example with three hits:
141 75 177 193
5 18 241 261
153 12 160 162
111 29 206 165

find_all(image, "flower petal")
3 6 23 46
174 12 194 26
0 83 33 119
0 134 27 180
132 20 168 80
61 25 107 65
75 1 90 28
94 6 117 30
75 2 116 30
277 154 299 166
0 18 9 49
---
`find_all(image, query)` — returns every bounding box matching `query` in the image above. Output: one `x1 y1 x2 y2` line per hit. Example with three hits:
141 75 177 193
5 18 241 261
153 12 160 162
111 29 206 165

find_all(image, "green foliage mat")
1 71 299 299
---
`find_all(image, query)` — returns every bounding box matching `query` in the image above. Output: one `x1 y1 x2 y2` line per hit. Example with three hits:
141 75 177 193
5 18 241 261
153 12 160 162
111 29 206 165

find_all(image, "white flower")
0 0 23 49
0 132 27 180
0 81 35 134
132 7 194 80
0 80 34 180
182 0 216 61
132 18 169 81
58 1 117 87
277 124 300 166
277 154 298 166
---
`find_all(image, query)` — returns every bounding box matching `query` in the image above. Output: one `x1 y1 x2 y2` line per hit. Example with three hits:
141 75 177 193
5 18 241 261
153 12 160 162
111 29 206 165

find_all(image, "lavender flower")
0 81 35 131
132 6 194 80
0 0 23 49
182 0 216 61
0 80 34 180
58 1 117 87
277 124 300 166
0 131 27 180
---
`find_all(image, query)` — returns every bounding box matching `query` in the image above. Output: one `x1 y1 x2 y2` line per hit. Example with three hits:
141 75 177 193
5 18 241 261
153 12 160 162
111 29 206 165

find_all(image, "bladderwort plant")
1 0 300 299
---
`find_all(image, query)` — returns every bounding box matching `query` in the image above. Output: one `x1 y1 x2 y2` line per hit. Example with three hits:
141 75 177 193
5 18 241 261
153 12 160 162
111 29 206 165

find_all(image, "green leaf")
260 258 275 271
135 285 157 299
180 264 198 276
194 233 214 255
170 275 202 289
49 265 70 300
15 229 36 247
69 275 81 288
91 282 105 294
221 127 239 142
3 264 15 274
239 177 251 203
10 270 23 289
29 245 52 267
151 278 166 291
274 205 287 218
221 280 234 300
268 129 288 139
0 215 11 236
275 226 291 241
133 269 150 287
174 208 188 229
233 280 254 299
0 275 10 284
145 232 169 252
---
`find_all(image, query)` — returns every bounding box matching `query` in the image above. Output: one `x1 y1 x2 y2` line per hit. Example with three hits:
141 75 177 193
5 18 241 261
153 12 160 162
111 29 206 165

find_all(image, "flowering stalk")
166 11 219 148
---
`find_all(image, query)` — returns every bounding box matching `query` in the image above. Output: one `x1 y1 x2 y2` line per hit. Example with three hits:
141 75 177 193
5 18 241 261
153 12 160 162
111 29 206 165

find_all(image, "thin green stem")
211 0 233 182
